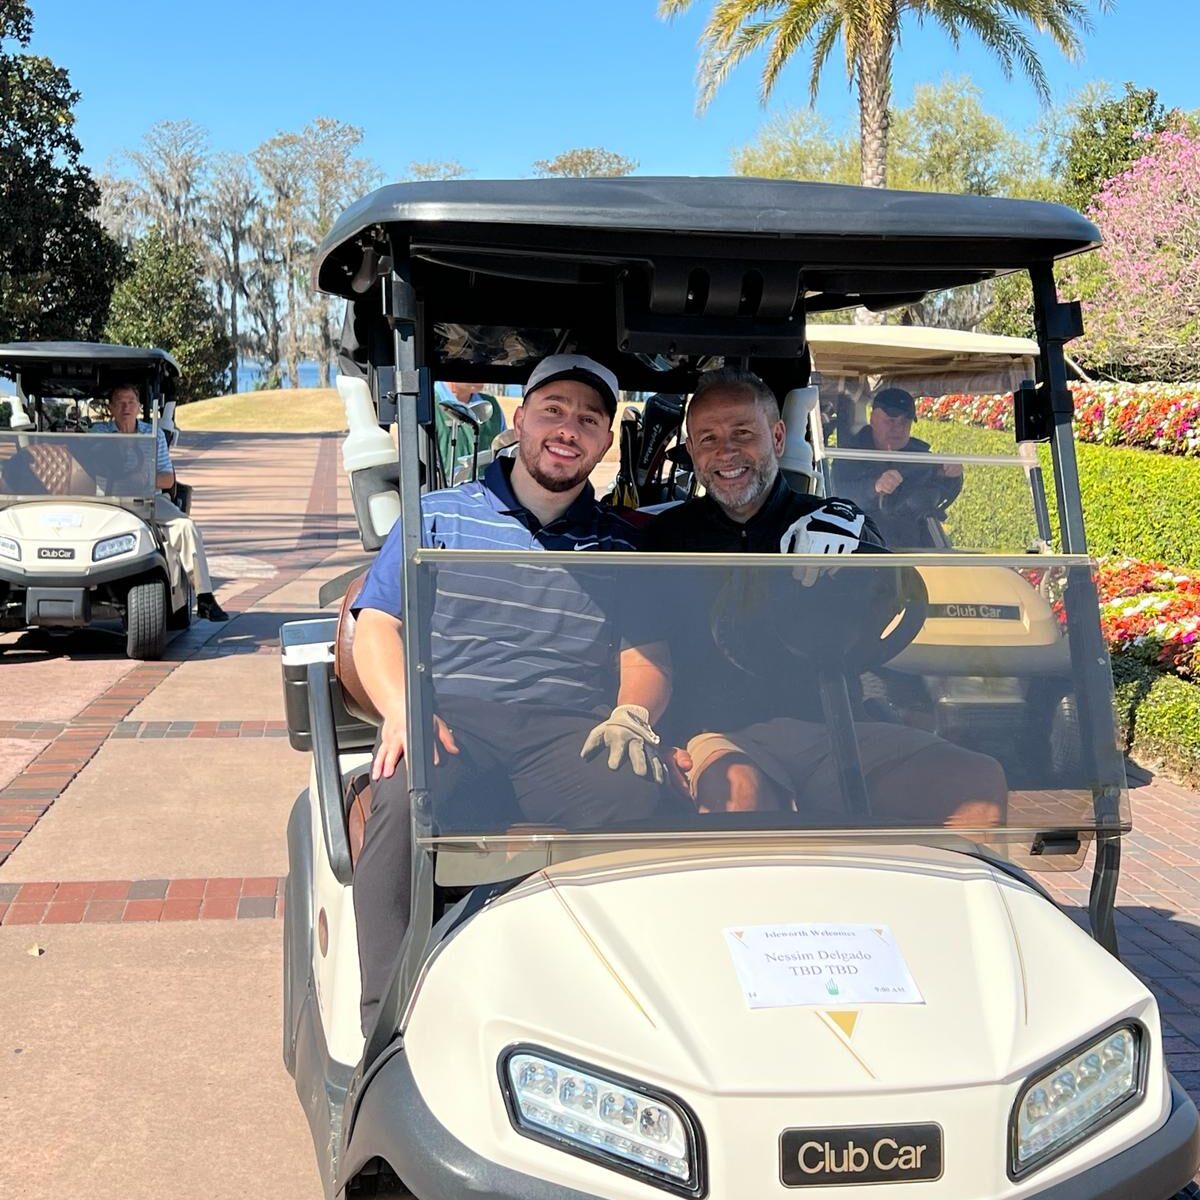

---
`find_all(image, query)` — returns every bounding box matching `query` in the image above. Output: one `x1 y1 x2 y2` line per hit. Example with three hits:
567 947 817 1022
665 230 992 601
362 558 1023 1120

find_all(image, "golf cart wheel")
1048 693 1083 779
126 579 167 660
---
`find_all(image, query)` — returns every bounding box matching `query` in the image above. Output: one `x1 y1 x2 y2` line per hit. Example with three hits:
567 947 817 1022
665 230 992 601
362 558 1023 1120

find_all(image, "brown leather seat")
334 573 379 871
334 572 381 726
2 444 97 496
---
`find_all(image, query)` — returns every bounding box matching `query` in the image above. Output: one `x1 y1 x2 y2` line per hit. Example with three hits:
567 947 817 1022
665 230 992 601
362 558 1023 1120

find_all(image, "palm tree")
659 0 1111 188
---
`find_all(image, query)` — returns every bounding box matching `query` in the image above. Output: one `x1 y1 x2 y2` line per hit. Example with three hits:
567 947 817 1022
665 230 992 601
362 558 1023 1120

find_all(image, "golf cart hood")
412 844 1151 1095
0 502 147 541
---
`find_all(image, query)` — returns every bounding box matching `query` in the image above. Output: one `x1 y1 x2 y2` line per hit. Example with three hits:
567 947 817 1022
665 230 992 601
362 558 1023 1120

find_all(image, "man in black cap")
834 386 963 549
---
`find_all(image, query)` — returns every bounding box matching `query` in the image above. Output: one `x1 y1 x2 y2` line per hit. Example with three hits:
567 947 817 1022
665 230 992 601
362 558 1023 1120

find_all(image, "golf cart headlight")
93 534 136 562
0 535 18 562
1011 1024 1144 1178
502 1048 702 1193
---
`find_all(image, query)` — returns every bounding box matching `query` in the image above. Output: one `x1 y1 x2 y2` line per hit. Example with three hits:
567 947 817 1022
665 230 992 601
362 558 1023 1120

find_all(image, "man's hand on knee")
581 704 667 784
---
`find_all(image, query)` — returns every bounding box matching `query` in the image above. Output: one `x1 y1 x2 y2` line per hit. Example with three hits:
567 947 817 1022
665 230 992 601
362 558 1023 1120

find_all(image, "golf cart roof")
807 325 1039 398
0 342 180 398
316 178 1096 392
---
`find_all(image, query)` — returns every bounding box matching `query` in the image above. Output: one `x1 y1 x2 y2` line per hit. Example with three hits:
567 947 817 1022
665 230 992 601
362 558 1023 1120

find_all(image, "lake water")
0 360 326 397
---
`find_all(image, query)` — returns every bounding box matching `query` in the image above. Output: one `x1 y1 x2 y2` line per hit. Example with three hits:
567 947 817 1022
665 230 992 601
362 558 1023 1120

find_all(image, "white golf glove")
780 500 866 585
581 704 667 784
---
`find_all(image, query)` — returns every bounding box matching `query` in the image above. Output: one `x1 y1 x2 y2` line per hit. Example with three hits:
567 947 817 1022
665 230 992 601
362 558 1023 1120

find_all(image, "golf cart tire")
1050 693 1084 778
126 579 167 660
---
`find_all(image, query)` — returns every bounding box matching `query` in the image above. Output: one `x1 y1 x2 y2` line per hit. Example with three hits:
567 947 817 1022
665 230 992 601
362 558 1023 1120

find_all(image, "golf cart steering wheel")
710 551 929 678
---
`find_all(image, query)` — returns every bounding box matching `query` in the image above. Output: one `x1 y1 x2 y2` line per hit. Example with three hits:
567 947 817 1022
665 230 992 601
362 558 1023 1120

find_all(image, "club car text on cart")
928 602 1020 620
37 546 74 560
780 1123 943 1186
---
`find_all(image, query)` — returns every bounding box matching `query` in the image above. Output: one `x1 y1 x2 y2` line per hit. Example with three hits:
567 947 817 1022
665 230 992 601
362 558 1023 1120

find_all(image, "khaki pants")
152 495 212 594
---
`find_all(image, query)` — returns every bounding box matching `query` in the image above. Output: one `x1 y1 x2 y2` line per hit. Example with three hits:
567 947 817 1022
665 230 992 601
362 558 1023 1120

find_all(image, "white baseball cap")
523 354 619 418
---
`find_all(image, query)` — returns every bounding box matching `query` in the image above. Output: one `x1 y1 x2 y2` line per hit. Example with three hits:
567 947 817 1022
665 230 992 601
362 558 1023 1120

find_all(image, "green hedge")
913 421 1200 568
1111 653 1200 786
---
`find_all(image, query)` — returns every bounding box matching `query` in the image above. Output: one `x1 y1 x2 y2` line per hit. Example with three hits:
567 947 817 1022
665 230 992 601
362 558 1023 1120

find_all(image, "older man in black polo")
622 367 1006 824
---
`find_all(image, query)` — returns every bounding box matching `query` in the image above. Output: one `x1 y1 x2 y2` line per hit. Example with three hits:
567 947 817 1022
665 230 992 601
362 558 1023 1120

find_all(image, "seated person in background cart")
92 384 228 621
834 386 963 549
621 368 1005 824
434 380 506 482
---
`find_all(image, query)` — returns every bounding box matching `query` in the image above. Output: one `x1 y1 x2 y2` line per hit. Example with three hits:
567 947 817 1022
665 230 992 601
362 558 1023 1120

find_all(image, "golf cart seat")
334 572 381 727
2 442 97 496
169 481 193 514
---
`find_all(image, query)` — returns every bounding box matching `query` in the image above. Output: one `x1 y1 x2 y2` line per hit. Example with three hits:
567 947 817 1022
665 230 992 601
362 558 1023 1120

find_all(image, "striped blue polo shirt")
90 420 173 474
354 459 639 715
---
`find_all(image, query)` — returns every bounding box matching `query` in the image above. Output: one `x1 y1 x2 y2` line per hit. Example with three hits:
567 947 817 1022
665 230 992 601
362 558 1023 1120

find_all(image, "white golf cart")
0 342 192 659
279 178 1200 1199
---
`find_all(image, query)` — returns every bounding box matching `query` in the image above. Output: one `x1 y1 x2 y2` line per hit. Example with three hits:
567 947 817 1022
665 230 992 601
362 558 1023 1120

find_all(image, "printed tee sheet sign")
724 923 924 1009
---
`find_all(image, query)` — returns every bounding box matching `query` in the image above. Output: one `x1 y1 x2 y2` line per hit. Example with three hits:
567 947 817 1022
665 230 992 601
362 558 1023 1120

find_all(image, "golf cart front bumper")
343 1050 1199 1200
0 550 163 591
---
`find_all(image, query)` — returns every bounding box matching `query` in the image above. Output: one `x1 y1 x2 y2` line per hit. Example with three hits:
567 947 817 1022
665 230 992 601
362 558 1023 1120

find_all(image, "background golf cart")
281 177 1199 1200
794 327 1076 784
0 342 192 659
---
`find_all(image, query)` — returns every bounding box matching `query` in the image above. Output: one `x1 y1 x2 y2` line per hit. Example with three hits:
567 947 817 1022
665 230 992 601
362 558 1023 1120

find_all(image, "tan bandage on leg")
684 733 745 800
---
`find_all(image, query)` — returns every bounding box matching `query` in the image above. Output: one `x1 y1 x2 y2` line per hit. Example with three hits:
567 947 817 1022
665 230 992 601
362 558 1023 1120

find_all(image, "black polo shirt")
636 475 884 740
640 473 880 553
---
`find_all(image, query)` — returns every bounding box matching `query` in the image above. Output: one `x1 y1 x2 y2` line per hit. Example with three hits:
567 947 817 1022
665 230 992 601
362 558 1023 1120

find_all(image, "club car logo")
37 546 75 560
780 1124 942 1187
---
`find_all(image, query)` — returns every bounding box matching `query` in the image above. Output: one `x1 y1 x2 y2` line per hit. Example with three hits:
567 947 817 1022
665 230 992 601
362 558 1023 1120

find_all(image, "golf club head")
438 398 480 430
635 392 685 494
467 398 494 425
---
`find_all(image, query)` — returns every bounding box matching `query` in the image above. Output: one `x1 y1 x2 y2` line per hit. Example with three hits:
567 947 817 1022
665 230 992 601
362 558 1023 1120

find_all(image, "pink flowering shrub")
1074 130 1200 383
915 381 1200 458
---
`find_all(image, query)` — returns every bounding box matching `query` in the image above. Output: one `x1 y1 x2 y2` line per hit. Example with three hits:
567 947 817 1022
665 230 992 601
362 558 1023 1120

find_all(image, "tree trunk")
228 229 240 394
856 11 895 189
854 9 897 325
285 249 301 390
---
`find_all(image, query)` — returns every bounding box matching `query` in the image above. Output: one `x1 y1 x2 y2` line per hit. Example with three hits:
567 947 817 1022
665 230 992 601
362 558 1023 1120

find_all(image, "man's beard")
697 457 776 513
518 439 591 493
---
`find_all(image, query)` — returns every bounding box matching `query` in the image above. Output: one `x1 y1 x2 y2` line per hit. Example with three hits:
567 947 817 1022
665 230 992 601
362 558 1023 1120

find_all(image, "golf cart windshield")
414 550 1127 866
810 322 1048 553
0 430 159 501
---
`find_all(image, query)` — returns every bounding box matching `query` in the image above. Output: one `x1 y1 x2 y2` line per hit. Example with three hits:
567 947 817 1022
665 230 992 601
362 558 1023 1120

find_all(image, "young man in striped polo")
350 354 672 1033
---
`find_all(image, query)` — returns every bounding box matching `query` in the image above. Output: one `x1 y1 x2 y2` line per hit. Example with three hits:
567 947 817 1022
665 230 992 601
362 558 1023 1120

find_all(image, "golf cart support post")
292 177 1194 1199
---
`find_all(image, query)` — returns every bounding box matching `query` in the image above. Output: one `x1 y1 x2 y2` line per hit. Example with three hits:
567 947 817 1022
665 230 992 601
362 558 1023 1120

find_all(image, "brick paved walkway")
0 430 354 1200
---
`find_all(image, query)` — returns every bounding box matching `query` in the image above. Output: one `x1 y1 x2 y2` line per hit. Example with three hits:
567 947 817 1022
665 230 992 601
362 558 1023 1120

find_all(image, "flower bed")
1022 556 1200 681
1095 557 1200 680
915 382 1200 457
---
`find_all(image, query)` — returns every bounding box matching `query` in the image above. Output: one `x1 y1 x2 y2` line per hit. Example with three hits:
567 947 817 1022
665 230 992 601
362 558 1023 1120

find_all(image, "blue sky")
26 0 1200 180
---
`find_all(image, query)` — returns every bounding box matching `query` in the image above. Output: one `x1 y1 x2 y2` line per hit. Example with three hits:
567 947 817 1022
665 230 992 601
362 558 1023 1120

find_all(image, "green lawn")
915 420 1200 569
175 388 346 433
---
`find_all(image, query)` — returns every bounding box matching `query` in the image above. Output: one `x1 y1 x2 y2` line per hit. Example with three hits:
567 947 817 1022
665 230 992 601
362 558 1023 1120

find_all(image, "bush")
913 421 1200 570
1111 654 1200 786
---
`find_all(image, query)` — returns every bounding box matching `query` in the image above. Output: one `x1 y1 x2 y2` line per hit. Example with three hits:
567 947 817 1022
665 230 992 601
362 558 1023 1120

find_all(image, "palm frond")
806 12 846 103
697 13 784 110
760 3 834 104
